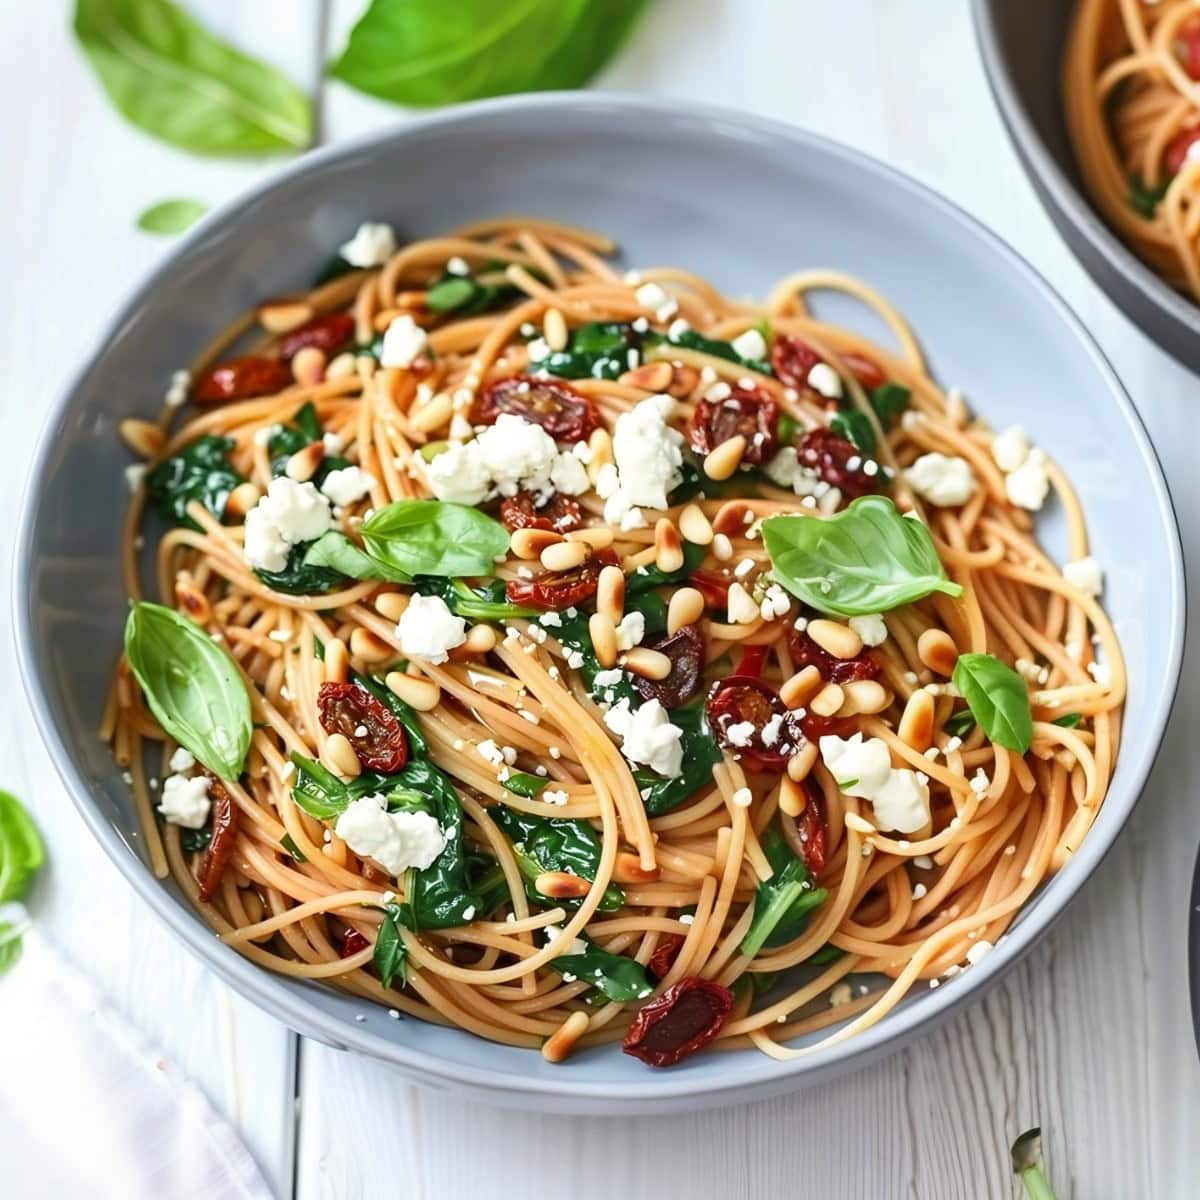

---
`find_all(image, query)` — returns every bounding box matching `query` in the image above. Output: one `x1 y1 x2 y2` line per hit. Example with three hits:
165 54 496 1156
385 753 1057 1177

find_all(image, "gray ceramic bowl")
973 0 1200 373
14 93 1185 1113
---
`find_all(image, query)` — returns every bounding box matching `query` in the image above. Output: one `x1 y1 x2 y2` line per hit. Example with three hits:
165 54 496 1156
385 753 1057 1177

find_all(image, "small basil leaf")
763 495 962 617
424 277 477 311
147 435 243 531
124 602 251 780
0 791 45 904
502 773 549 799
952 653 1033 754
943 709 977 738
136 198 207 234
254 543 351 596
1051 712 1083 729
303 531 404 582
361 500 510 579
828 409 876 455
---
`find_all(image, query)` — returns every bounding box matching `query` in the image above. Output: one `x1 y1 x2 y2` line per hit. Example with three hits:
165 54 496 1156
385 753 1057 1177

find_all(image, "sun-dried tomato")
647 934 685 982
198 774 239 902
688 569 731 609
631 624 704 708
277 312 355 361
1176 16 1200 81
705 676 805 772
787 627 881 686
472 375 600 442
839 351 886 390
623 977 733 1067
192 356 293 404
340 928 370 958
688 385 779 465
798 709 854 743
498 490 583 533
782 782 827 876
796 428 880 501
504 549 616 611
318 682 409 773
770 334 824 392
1165 125 1200 176
737 643 768 678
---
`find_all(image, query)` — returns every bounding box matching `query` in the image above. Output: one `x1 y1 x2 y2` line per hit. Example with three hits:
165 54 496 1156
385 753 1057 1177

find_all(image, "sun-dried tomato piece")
1165 125 1200 177
782 781 827 876
631 624 704 708
737 644 768 678
1176 16 1200 81
688 384 779 465
504 549 616 611
796 428 880 501
647 934 685 982
839 351 887 390
498 490 583 533
623 977 733 1067
798 709 854 743
688 569 731 609
318 682 409 773
705 676 805 772
787 627 881 685
340 928 370 958
277 312 355 361
473 375 600 442
192 356 293 404
198 774 239 902
770 334 824 392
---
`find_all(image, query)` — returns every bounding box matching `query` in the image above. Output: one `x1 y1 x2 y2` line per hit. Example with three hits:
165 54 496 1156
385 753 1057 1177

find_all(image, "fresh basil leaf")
374 903 411 987
280 833 307 864
551 937 653 1002
124 602 251 780
136 197 207 234
255 542 352 596
303 531 402 582
829 409 876 455
869 383 910 429
0 791 45 904
361 500 510 579
1051 712 1083 729
147 435 243 531
943 709 977 738
740 828 827 957
74 0 311 155
952 653 1033 754
0 922 24 976
762 495 962 617
503 773 548 799
329 0 648 106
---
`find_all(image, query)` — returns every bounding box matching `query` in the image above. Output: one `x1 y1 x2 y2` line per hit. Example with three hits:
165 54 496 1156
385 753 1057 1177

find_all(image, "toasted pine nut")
597 565 625 624
668 586 704 635
326 351 357 381
385 670 441 711
566 527 614 549
589 612 618 668
678 503 713 546
375 591 409 622
787 741 819 782
898 688 935 751
324 637 349 683
463 624 497 654
324 733 361 778
586 428 613 483
541 540 589 571
542 1011 590 1064
712 501 754 537
726 582 760 625
619 360 672 391
918 629 959 677
224 481 262 519
623 647 672 680
119 418 165 459
704 435 746 481
807 618 863 660
667 363 701 398
841 679 891 716
712 533 734 561
349 627 393 663
511 528 562 560
259 299 314 333
535 871 591 899
779 773 808 816
810 682 844 717
612 851 660 883
285 441 325 483
410 391 454 434
543 307 568 352
174 574 211 624
654 518 684 573
291 346 326 386
780 665 822 709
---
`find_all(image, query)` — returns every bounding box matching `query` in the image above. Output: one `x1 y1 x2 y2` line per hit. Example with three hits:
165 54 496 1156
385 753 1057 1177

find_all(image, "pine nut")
586 428 613 483
291 346 326 386
678 503 713 546
511 528 562 560
652 518 684 573
385 670 441 711
541 540 589 571
326 351 357 381
224 481 262 519
324 733 361 778
619 361 673 392
622 647 672 680
726 582 760 625
410 391 454 434
174 575 211 624
704 435 746 481
668 587 704 635
566 527 614 549
787 741 819 782
542 1011 590 1064
285 441 325 482
712 533 734 561
780 665 822 709
375 591 409 622
669 363 701 398
597 565 625 624
543 307 568 352
534 871 591 899
463 624 497 654
589 612 618 668
807 618 863 660
259 299 314 334
324 637 349 683
810 682 844 717
118 418 165 459
612 851 660 883
779 772 808 816
841 679 891 716
713 501 754 537
349 627 393 663
918 629 959 677
898 688 935 751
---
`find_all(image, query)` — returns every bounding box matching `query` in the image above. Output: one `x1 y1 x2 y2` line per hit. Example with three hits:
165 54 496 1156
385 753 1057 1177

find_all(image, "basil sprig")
762 495 962 617
361 500 510 580
124 602 252 780
952 653 1033 754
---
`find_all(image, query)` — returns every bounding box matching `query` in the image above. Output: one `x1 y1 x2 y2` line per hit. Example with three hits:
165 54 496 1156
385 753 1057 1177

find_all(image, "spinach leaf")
651 327 772 375
952 653 1033 754
762 495 962 617
829 409 876 455
1051 712 1083 729
414 576 537 621
943 708 976 738
147 435 243 531
464 851 511 918
740 827 827 957
361 500 510 580
869 382 910 429
74 0 311 156
255 543 351 596
329 0 648 107
303 531 402 582
551 936 653 1002
1129 175 1169 218
353 673 428 758
269 402 349 482
136 197 207 234
0 791 45 904
373 903 410 987
633 704 721 816
179 827 212 853
503 773 548 799
624 541 706 597
287 753 382 820
124 602 251 780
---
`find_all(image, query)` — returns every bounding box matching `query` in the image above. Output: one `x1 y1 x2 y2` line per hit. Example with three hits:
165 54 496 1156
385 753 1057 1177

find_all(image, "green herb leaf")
74 0 311 156
0 791 45 904
136 197 207 234
254 543 352 596
869 382 910 429
361 500 510 580
551 937 653 1002
828 409 876 455
414 576 537 621
763 495 962 617
0 921 24 976
373 903 410 988
633 705 721 816
1051 712 1082 729
303 532 402 582
740 827 827 957
952 653 1033 754
502 772 548 799
147 435 243 531
654 326 772 375
1129 176 1169 219
329 0 648 107
124 602 251 780
943 709 976 738
279 833 307 863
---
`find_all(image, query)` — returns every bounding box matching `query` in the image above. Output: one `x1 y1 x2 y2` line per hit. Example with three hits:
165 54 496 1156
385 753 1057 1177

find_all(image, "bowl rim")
13 89 1186 1106
970 0 1200 348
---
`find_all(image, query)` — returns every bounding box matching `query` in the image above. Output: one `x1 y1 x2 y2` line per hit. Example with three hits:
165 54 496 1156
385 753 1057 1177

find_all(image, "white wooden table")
3 2 1198 1195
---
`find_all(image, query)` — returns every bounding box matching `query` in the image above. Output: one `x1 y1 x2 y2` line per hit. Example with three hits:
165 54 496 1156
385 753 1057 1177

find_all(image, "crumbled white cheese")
904 453 976 507
395 594 465 664
379 314 427 368
164 369 190 408
168 746 196 773
667 317 691 339
818 733 930 834
158 773 210 829
634 281 678 321
759 583 791 621
338 221 397 268
320 466 376 507
829 982 853 1007
991 425 1029 473
731 787 753 808
965 939 993 966
476 740 505 767
593 668 624 687
1063 555 1103 597
124 464 147 494
335 793 447 876
423 441 491 506
243 477 333 572
600 394 684 527
549 451 589 496
446 255 469 276
1005 448 1050 510
1087 660 1112 688
725 721 756 747
603 697 684 778
730 328 767 362
807 362 843 400
542 789 569 806
614 611 645 651
848 613 888 646
762 713 783 747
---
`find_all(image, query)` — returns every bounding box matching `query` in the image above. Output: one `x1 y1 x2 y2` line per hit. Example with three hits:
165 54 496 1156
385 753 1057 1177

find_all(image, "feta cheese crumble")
991 425 1029 473
730 328 767 362
615 611 645 651
965 939 993 966
395 594 466 664
1063 555 1103 596
158 773 210 829
807 362 843 399
601 394 685 527
243 477 333 572
320 465 376 507
1005 448 1050 510
848 613 888 647
603 697 684 778
168 746 196 773
818 733 931 833
379 314 427 368
634 281 678 321
904 453 976 507
335 794 447 877
338 222 397 268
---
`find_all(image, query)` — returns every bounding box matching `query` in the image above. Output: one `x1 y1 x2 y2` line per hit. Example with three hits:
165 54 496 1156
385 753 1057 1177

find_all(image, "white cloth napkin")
0 921 275 1199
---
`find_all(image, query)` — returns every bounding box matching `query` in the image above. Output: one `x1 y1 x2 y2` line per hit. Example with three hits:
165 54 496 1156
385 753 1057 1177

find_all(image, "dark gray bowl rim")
971 0 1200 348
13 91 1187 1106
